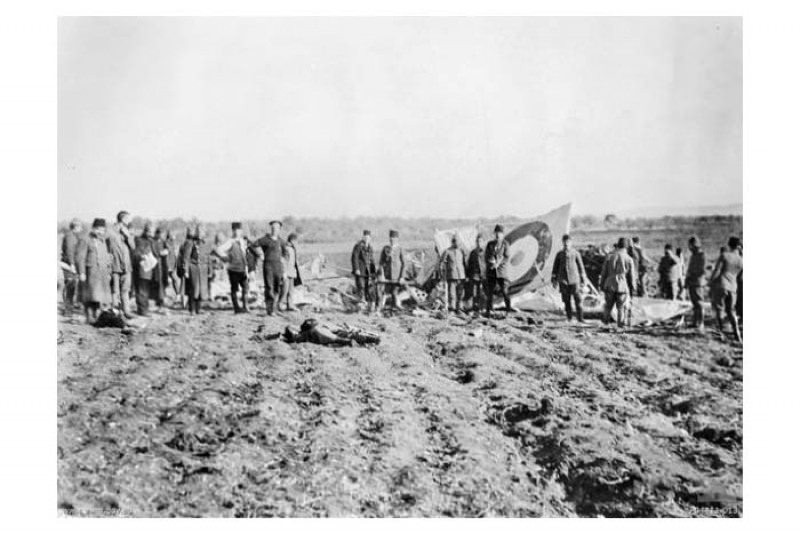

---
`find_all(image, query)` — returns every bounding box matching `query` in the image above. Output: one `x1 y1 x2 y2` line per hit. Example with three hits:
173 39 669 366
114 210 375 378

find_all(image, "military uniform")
551 247 587 321
484 234 511 312
685 247 707 328
249 234 289 315
60 230 81 313
599 248 637 326
439 246 467 311
76 225 113 321
465 245 486 312
351 239 376 304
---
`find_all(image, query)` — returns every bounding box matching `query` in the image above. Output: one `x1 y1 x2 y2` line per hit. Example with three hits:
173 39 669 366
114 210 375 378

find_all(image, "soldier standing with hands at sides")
685 236 707 332
439 235 468 313
551 234 587 323
178 225 214 315
465 234 487 313
709 236 743 343
107 210 135 319
485 224 513 316
249 220 289 316
213 222 251 314
377 230 406 311
61 218 83 316
75 218 113 324
352 230 377 311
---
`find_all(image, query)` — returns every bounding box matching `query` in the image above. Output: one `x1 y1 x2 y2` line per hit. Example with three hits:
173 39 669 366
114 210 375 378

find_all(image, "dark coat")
466 246 486 281
179 238 213 300
485 238 511 280
76 233 112 305
351 240 376 277
379 244 405 282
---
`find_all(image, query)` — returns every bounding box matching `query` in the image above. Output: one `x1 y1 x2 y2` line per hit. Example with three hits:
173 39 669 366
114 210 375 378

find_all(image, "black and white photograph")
4 2 800 530
53 16 745 518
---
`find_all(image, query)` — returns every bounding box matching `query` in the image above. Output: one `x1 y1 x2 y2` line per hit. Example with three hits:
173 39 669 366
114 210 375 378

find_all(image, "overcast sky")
58 17 742 221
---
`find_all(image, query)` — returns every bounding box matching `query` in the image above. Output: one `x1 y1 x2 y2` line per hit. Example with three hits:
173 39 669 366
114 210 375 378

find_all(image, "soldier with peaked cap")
179 224 214 315
685 235 707 331
60 218 83 315
485 224 512 315
377 229 406 310
214 221 251 314
599 237 637 327
351 229 377 309
75 218 113 323
249 220 290 316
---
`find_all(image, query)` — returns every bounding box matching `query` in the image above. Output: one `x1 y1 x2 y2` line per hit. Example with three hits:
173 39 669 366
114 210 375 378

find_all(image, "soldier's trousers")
604 290 629 326
112 272 132 315
486 275 511 312
559 283 583 321
263 266 283 314
354 275 374 304
228 270 249 312
688 284 705 327
446 280 464 311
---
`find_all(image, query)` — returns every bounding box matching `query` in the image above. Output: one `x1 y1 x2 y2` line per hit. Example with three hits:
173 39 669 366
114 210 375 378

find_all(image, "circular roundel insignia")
504 221 553 294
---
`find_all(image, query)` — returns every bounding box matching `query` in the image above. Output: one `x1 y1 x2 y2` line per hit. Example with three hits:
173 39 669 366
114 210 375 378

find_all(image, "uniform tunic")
379 245 405 282
439 247 467 281
485 239 511 280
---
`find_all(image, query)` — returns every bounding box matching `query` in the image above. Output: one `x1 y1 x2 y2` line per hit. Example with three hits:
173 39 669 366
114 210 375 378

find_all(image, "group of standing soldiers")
352 224 515 315
546 232 743 342
60 213 302 323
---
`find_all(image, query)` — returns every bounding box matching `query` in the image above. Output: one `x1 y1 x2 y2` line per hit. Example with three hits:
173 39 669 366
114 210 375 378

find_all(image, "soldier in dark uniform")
351 230 376 309
485 224 512 315
377 229 405 310
465 234 486 313
178 225 214 315
249 220 289 316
